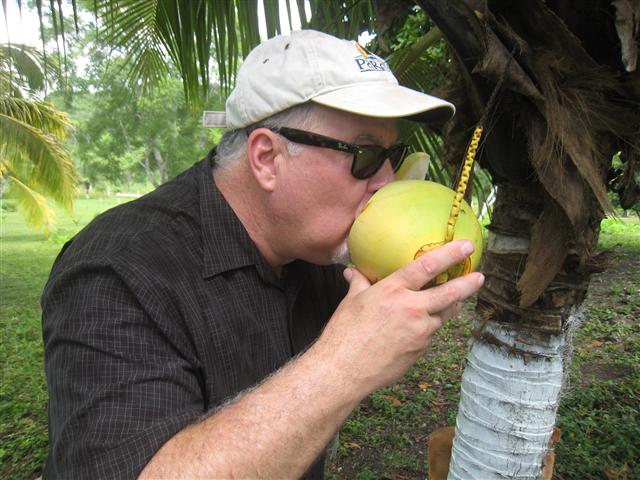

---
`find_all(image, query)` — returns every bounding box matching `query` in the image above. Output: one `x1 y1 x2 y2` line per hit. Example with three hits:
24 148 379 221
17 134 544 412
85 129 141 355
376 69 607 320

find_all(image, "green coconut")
348 179 484 283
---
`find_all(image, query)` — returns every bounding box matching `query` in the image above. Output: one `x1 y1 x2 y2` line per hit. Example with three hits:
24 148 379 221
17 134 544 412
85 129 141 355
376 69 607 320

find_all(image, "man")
42 30 484 479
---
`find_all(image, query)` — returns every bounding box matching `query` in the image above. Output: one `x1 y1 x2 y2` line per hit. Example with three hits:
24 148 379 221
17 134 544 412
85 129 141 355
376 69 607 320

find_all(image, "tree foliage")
33 14 224 192
65 69 219 190
19 0 495 210
0 42 77 235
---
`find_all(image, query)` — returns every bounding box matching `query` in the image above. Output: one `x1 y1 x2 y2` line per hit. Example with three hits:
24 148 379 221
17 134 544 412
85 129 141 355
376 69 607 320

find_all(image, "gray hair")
214 102 320 169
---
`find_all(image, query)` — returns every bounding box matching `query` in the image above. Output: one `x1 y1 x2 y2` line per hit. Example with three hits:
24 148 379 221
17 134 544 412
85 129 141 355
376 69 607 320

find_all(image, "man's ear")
246 128 284 192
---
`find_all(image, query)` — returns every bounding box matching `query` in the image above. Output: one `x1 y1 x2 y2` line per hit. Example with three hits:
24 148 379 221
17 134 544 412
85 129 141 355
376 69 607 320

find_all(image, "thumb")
343 267 371 297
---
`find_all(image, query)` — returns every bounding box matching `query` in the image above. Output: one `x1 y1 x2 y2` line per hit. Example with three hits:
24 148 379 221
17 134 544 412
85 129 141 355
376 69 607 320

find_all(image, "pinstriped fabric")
41 151 347 479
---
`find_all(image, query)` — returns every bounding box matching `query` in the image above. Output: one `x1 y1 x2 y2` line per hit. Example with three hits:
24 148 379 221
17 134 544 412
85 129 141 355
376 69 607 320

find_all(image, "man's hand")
315 240 484 395
141 240 483 479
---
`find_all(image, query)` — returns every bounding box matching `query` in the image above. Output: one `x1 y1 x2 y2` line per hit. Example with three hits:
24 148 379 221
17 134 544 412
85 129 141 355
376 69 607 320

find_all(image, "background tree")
66 65 216 191
0 42 77 234
41 18 224 194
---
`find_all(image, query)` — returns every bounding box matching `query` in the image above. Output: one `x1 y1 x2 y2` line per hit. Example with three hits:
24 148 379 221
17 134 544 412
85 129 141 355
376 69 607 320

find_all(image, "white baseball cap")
203 29 455 130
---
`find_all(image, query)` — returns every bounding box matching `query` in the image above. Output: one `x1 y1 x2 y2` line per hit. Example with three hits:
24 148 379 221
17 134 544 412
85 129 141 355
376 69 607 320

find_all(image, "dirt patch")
578 364 634 387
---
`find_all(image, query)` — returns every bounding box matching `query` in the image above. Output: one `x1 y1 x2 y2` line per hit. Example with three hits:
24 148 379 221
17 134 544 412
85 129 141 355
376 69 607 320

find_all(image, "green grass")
0 197 130 480
598 215 640 250
1 203 638 480
554 246 640 480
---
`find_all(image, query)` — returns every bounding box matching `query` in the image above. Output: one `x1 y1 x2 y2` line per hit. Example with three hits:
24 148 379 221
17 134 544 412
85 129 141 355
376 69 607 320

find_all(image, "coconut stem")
446 125 483 242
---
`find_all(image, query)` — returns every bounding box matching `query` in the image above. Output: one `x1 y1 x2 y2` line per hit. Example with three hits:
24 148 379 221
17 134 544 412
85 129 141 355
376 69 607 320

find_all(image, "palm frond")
236 0 261 57
97 0 239 106
399 122 450 183
0 43 45 91
0 42 62 94
99 0 170 91
3 172 58 236
95 0 383 103
0 71 25 97
209 0 238 98
0 96 72 139
386 27 443 80
296 0 310 27
0 112 77 209
262 0 282 38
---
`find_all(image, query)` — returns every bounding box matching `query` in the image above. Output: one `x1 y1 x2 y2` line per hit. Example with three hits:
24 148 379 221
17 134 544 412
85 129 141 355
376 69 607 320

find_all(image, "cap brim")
311 83 455 125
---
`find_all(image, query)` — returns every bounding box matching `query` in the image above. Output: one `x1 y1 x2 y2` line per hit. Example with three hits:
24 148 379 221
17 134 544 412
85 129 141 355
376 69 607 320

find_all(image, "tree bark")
123 169 133 191
417 1 639 477
139 150 158 187
151 146 168 185
448 181 594 478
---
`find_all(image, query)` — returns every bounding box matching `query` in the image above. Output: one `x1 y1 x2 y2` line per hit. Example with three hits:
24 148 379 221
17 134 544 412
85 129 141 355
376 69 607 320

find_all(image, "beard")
330 241 352 266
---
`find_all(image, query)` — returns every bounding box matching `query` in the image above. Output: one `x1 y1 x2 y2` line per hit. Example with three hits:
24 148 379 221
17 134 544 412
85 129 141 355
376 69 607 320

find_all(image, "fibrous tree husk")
420 0 640 320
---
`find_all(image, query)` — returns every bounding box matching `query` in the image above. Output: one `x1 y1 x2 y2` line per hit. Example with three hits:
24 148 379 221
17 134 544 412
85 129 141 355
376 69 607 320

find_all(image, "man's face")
270 106 397 265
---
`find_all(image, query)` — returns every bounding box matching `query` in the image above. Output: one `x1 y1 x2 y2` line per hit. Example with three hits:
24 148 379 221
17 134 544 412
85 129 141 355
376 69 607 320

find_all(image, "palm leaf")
386 27 443 80
0 43 45 91
98 0 170 95
0 97 72 139
3 172 58 236
0 71 25 98
236 0 261 58
0 112 77 209
262 0 281 38
209 0 237 97
95 0 384 102
97 0 247 106
0 42 62 95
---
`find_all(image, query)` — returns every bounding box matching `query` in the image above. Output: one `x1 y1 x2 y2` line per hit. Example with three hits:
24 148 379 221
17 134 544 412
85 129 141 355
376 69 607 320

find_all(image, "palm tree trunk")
140 150 158 187
152 146 168 184
448 182 589 478
450 321 568 478
415 1 638 476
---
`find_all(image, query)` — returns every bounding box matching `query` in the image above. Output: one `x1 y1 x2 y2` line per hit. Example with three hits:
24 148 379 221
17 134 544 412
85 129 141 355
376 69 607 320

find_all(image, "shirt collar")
199 151 284 286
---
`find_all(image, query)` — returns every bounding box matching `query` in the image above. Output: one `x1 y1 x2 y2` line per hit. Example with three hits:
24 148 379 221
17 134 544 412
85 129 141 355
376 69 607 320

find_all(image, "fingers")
389 240 476 291
422 272 484 313
343 267 371 298
433 301 464 326
421 302 462 338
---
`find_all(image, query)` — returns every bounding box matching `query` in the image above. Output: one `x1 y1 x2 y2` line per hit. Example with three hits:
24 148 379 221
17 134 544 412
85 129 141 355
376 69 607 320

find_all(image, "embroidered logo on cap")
354 43 390 73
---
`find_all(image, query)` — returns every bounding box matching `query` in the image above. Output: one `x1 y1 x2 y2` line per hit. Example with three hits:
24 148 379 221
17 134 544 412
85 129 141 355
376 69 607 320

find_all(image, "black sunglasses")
253 126 410 180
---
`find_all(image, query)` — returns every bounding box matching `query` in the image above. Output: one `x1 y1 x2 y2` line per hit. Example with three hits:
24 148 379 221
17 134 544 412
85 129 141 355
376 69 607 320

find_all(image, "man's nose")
367 159 395 191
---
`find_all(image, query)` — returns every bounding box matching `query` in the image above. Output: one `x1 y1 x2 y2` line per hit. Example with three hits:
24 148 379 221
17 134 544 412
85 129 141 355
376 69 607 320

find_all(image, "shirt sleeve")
42 262 205 479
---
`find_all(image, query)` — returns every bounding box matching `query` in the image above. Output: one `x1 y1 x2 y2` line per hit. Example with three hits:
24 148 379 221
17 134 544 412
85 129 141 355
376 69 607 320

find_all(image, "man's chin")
330 243 351 266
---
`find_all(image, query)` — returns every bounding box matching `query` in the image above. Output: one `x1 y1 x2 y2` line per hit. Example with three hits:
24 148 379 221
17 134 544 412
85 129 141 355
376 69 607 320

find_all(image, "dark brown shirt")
42 151 347 479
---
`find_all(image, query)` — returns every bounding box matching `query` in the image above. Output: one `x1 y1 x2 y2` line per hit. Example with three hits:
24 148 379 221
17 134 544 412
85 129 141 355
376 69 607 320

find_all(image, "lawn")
0 196 131 479
1 198 638 480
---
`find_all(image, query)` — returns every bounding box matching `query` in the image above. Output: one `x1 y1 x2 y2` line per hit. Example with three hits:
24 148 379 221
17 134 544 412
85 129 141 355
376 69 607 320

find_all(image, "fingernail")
343 268 353 282
461 241 474 256
477 273 485 286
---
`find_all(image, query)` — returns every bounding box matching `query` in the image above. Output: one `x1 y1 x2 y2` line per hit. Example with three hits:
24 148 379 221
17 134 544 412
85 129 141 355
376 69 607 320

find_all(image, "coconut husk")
517 198 570 307
421 0 640 311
